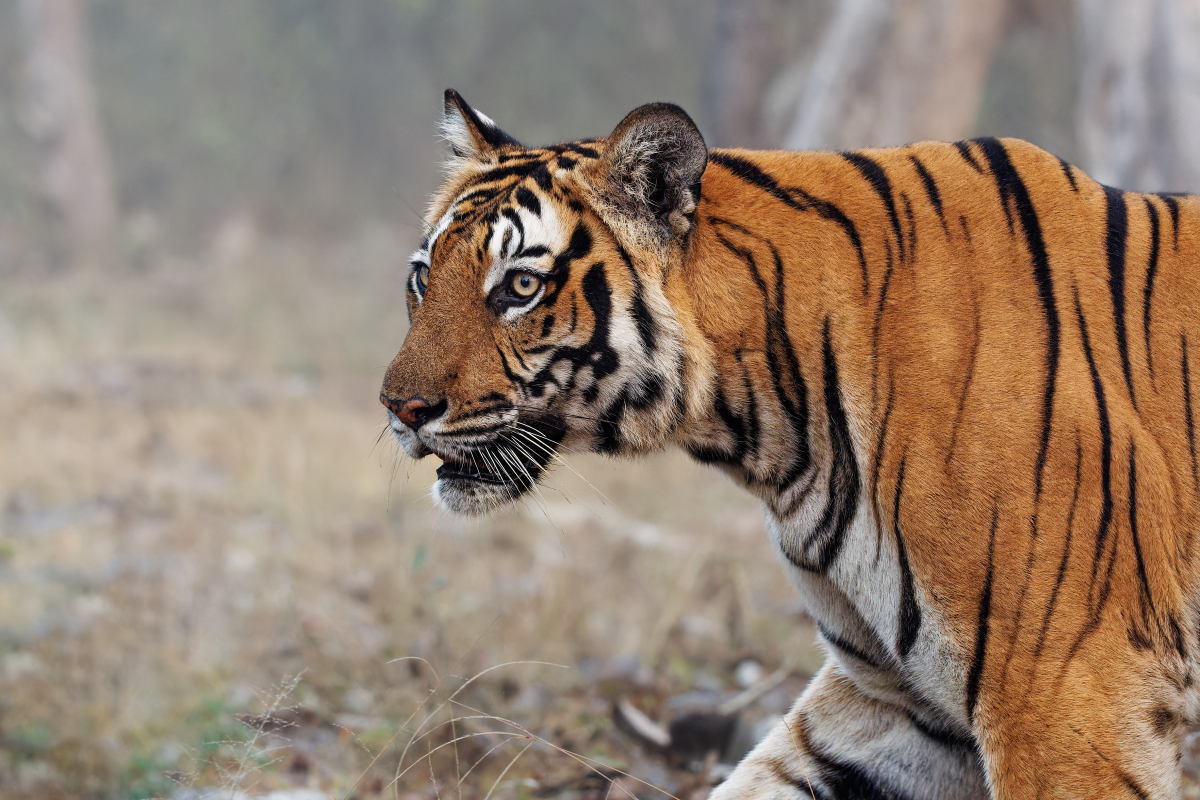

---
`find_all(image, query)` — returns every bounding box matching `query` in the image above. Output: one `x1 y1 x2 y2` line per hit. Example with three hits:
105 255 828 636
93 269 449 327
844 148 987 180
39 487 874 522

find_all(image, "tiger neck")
666 180 868 522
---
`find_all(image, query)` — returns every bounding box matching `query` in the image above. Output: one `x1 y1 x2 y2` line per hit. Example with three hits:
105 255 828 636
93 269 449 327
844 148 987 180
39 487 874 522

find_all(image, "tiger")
380 88 1200 798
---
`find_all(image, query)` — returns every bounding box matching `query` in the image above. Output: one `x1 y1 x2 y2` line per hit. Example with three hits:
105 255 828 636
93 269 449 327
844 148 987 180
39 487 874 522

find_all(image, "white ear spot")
474 108 499 129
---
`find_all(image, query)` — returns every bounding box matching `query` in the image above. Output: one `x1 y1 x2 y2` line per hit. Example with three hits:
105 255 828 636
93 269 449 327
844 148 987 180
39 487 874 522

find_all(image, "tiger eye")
415 265 430 293
510 272 541 298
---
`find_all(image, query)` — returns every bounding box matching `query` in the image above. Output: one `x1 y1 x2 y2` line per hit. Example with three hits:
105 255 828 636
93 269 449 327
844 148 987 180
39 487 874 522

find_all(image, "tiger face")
380 90 708 515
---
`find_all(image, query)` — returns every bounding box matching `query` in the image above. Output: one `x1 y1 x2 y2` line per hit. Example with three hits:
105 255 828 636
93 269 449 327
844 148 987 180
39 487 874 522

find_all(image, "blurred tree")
19 0 115 266
778 0 1009 150
703 0 783 148
1076 0 1200 192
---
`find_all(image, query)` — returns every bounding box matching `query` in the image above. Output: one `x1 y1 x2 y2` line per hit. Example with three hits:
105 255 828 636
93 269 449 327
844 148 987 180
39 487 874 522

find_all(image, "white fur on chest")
767 499 971 729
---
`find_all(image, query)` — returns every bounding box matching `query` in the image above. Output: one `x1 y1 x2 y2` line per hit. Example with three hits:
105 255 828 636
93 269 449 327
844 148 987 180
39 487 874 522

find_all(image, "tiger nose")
380 394 447 431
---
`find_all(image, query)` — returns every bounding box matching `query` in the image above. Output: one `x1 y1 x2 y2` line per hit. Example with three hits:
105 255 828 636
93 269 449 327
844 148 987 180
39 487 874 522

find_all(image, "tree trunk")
781 0 1009 150
703 0 784 148
20 0 116 266
1076 0 1200 193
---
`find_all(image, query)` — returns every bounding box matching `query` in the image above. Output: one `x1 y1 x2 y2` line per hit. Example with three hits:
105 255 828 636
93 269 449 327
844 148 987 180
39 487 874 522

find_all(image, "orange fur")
383 93 1200 798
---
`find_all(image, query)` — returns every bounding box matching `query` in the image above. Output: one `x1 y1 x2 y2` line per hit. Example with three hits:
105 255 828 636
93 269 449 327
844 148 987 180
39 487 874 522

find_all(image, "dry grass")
0 227 821 799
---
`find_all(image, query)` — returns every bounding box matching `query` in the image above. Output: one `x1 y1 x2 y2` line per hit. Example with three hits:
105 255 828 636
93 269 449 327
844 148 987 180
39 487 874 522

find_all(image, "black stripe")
1127 442 1159 630
869 237 894 413
1158 194 1181 249
709 152 870 295
781 320 861 572
966 507 998 722
513 245 550 261
954 140 983 173
893 456 922 659
496 152 538 164
816 622 884 669
541 224 593 310
976 137 1060 503
999 512 1040 684
462 158 545 189
616 244 657 353
546 141 602 159
509 344 528 371
873 376 892 501
902 193 917 259
456 185 503 207
946 303 981 467
1104 186 1136 408
530 162 553 191
597 388 627 454
1060 290 1118 669
710 218 812 496
1185 334 1198 488
1058 157 1079 191
711 227 771 458
873 379 892 566
514 186 542 217
769 242 814 496
736 351 761 462
527 259 619 407
713 385 748 462
905 712 976 751
804 319 861 571
820 757 912 800
496 343 521 384
1142 198 1161 382
799 715 917 800
909 155 949 236
504 205 528 251
842 152 905 263
1077 731 1151 800
1033 434 1083 660
1170 614 1188 660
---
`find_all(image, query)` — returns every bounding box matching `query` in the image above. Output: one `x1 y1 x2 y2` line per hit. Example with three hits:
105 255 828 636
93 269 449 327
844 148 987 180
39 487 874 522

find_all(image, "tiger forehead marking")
381 89 1200 799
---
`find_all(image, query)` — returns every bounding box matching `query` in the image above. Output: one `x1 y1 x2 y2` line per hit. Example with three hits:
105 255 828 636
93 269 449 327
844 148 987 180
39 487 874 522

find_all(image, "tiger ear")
441 88 521 160
601 102 707 241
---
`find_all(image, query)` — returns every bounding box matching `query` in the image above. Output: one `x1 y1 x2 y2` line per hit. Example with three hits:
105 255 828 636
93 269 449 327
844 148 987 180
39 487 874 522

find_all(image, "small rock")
735 659 764 689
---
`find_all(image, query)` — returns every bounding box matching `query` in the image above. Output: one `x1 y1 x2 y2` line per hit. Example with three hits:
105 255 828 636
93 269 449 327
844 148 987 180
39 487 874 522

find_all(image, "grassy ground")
0 228 822 799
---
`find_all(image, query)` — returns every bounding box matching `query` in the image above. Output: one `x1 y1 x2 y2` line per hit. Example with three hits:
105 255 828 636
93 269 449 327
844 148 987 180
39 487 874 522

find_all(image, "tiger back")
381 90 1200 799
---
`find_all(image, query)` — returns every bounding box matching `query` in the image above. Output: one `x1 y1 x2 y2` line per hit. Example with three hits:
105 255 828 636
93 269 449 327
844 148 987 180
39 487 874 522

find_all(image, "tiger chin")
382 88 1200 799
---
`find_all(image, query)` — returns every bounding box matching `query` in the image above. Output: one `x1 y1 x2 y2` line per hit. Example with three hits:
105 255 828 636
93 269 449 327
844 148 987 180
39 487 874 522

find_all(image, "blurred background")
1 1 1199 798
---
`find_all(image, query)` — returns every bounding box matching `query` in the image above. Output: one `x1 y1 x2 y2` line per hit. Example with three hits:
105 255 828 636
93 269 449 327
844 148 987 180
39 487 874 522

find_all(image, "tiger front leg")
711 662 987 800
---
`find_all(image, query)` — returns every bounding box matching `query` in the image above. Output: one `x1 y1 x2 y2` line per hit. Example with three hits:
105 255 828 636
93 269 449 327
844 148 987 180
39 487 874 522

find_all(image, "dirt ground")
0 229 823 799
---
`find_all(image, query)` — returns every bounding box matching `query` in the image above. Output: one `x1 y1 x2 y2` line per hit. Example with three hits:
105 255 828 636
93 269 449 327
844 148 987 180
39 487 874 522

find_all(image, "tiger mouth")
435 457 508 485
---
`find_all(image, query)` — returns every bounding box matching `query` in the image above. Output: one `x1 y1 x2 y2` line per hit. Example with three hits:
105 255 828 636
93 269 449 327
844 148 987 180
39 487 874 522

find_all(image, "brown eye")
510 271 541 298
414 265 429 293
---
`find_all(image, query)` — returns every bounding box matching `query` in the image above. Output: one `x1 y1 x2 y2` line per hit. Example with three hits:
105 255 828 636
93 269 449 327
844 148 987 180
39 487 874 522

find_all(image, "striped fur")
382 90 1200 798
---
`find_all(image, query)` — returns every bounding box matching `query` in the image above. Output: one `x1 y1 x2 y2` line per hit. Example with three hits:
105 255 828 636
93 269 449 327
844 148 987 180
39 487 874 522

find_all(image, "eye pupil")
510 272 540 298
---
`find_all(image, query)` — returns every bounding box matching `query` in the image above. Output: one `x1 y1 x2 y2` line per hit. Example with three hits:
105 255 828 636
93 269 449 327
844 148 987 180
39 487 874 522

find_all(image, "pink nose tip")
380 394 441 431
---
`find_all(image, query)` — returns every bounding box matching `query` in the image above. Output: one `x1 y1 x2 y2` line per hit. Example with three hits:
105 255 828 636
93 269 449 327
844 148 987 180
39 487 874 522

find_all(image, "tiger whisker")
509 422 613 508
503 435 602 520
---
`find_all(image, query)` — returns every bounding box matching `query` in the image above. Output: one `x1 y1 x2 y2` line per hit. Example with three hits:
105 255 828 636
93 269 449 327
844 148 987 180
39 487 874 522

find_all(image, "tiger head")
380 90 712 515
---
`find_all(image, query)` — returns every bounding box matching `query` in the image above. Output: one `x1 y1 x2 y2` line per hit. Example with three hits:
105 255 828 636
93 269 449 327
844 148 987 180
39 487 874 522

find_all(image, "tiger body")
382 91 1200 798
